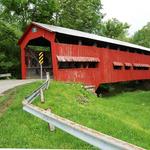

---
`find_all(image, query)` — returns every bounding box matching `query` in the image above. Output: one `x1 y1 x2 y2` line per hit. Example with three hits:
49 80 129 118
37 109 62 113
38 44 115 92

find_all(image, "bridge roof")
20 22 150 52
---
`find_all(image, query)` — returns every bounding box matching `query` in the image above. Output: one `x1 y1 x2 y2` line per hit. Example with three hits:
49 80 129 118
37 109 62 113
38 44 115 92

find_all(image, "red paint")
20 45 26 79
19 23 150 89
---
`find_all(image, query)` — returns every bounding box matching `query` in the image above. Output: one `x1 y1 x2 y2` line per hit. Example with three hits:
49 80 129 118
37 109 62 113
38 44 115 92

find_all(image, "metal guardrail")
0 73 11 78
25 80 49 103
22 76 144 150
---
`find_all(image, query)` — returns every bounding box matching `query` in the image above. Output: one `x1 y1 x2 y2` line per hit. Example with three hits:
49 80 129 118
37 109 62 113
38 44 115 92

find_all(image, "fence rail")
25 80 49 103
0 73 11 79
22 76 144 150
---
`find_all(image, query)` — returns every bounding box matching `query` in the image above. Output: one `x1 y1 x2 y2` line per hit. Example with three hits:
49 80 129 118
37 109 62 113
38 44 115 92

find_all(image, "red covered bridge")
18 22 150 90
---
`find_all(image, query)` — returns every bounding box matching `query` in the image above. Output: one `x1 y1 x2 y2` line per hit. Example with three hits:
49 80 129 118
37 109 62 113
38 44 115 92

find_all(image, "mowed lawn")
0 81 150 149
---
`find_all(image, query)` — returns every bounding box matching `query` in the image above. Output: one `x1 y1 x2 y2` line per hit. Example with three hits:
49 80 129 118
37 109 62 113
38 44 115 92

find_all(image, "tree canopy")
0 0 58 30
0 20 22 76
0 0 104 33
0 0 130 37
57 0 103 33
101 18 130 40
131 22 150 48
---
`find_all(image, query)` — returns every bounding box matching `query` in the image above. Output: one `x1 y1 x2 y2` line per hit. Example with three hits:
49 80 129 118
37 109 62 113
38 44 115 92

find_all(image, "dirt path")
0 90 15 117
0 79 38 117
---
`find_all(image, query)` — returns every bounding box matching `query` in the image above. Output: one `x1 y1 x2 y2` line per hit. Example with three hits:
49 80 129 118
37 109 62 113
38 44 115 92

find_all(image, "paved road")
0 79 37 94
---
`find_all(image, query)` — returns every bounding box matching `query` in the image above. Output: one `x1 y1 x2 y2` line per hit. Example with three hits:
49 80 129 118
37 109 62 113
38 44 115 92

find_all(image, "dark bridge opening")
25 37 53 79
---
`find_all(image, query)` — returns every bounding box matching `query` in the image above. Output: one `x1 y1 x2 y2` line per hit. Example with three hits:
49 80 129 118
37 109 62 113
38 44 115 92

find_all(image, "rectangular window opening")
125 66 131 70
113 61 123 70
113 66 122 70
58 62 98 69
57 56 100 69
133 67 149 70
124 63 132 70
133 63 150 70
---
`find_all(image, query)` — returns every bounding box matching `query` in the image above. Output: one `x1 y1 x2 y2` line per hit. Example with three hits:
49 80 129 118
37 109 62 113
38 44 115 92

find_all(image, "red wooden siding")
55 43 150 87
18 23 150 89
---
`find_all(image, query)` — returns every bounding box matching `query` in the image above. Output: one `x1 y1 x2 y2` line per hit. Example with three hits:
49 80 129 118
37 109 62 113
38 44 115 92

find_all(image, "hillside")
0 81 150 149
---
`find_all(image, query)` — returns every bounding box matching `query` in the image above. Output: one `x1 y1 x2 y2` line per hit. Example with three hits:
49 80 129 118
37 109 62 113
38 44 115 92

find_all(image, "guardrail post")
40 89 44 103
47 108 55 132
46 72 50 89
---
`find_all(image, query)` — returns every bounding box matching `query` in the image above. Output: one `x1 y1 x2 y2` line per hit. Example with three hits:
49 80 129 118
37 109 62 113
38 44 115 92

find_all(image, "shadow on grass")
96 80 150 97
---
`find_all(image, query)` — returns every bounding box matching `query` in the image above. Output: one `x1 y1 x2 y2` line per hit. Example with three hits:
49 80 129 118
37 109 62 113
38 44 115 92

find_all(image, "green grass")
0 81 150 149
0 81 93 149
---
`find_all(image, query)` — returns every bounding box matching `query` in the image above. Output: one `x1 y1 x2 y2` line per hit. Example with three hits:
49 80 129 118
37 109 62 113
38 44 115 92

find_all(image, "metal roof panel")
133 63 150 67
124 63 132 66
113 62 124 66
32 22 150 52
57 56 100 62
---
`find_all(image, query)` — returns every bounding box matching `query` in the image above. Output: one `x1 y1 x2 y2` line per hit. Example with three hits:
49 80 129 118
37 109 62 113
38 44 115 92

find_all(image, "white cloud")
102 0 150 35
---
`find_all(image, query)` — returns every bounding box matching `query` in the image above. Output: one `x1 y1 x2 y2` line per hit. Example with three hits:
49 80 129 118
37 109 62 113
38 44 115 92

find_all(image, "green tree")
57 0 103 33
0 0 58 30
131 22 150 48
1 0 103 33
101 18 130 40
0 20 22 77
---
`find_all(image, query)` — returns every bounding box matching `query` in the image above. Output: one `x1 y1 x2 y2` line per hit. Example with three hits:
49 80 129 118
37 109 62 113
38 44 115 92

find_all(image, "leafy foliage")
0 20 22 77
0 0 103 33
56 0 103 33
131 22 150 48
101 18 130 40
0 0 58 30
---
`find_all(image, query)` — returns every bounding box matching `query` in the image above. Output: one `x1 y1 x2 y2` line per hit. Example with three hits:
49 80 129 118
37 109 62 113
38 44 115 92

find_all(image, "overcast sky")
102 0 150 36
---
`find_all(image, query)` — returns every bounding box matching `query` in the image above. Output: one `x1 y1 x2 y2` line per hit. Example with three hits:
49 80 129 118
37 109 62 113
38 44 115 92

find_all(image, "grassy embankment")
0 81 150 149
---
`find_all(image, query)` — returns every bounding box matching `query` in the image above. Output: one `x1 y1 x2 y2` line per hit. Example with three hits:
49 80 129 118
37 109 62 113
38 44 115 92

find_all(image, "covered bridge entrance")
18 24 55 79
25 39 53 79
